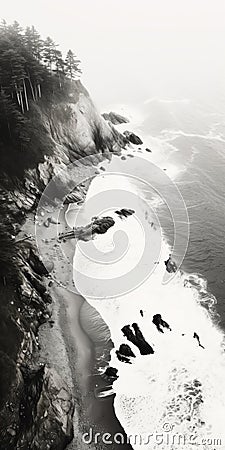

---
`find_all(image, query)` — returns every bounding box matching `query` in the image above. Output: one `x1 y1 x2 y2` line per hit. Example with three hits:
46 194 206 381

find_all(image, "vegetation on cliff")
0 20 81 176
0 19 126 449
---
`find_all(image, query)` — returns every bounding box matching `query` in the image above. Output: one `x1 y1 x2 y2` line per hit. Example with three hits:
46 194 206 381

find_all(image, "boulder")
122 324 154 355
152 314 171 333
102 112 129 125
115 208 135 219
104 367 118 379
59 216 115 242
123 131 143 145
116 351 131 364
64 191 84 204
119 344 135 358
165 256 177 273
132 323 154 355
29 249 49 276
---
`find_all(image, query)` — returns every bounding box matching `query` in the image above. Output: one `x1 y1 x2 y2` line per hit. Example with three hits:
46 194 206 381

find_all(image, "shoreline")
26 191 133 449
60 289 132 450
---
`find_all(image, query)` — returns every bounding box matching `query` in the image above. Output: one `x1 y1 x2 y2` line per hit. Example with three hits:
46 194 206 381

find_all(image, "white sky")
1 0 225 108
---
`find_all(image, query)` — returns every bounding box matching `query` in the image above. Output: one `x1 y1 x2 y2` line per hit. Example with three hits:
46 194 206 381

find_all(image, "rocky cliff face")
0 80 125 449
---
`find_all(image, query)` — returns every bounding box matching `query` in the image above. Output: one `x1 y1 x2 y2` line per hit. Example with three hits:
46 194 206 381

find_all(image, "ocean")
70 97 225 449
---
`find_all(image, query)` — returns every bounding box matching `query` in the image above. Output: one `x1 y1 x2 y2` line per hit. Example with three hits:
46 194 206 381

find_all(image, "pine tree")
43 36 57 71
1 49 26 112
24 26 43 60
0 19 7 31
65 49 81 80
53 49 65 88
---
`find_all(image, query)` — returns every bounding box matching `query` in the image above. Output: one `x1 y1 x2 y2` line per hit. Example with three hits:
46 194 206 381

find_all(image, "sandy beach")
20 190 132 449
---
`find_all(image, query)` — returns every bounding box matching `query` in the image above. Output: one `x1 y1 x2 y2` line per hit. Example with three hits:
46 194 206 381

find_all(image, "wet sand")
62 291 133 450
22 203 132 449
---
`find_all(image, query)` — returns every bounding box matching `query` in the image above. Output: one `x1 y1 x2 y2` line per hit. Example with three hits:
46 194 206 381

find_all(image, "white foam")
71 143 225 450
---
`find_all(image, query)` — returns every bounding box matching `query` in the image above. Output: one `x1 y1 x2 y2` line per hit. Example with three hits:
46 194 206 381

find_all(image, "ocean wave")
72 146 225 450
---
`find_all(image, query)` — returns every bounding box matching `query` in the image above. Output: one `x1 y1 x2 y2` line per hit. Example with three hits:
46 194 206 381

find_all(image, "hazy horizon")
1 0 225 109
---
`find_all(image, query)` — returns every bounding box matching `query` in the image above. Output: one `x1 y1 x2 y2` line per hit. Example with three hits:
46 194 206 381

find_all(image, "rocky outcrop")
0 236 74 449
152 314 172 333
116 351 131 364
0 79 126 449
164 256 177 273
115 343 136 365
121 324 154 355
118 344 135 358
115 208 135 219
58 216 115 242
102 111 129 125
104 367 118 380
193 332 205 349
0 365 74 450
123 131 143 145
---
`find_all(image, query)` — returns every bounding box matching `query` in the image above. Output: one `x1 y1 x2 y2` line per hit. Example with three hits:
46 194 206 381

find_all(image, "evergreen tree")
53 49 65 88
65 49 81 80
43 36 57 70
0 19 7 31
24 26 43 60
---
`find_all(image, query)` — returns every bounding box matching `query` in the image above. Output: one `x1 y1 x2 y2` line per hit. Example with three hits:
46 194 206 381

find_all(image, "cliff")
0 79 125 449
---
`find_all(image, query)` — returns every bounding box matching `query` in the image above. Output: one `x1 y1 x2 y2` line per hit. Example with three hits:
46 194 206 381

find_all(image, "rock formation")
102 111 129 125
123 131 143 145
152 314 172 333
119 344 136 358
165 255 177 273
104 367 118 380
116 351 132 364
0 75 126 449
121 324 154 355
115 208 135 219
193 332 205 349
58 216 115 242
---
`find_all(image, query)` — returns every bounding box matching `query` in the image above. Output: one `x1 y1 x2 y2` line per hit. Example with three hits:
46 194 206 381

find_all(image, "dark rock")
116 351 131 364
29 249 49 277
64 191 84 204
119 344 135 358
165 255 177 273
115 208 135 219
121 325 138 347
152 314 172 333
123 131 143 145
43 218 50 228
42 292 52 304
145 148 152 152
23 269 47 296
122 324 154 355
13 365 74 449
193 332 205 349
104 367 118 379
132 323 154 355
59 216 115 242
102 112 129 125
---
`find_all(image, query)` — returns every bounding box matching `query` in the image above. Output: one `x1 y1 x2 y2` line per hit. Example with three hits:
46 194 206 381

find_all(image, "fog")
2 0 225 108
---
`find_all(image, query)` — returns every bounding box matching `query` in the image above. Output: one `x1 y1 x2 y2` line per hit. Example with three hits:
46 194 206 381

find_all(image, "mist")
2 0 225 108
